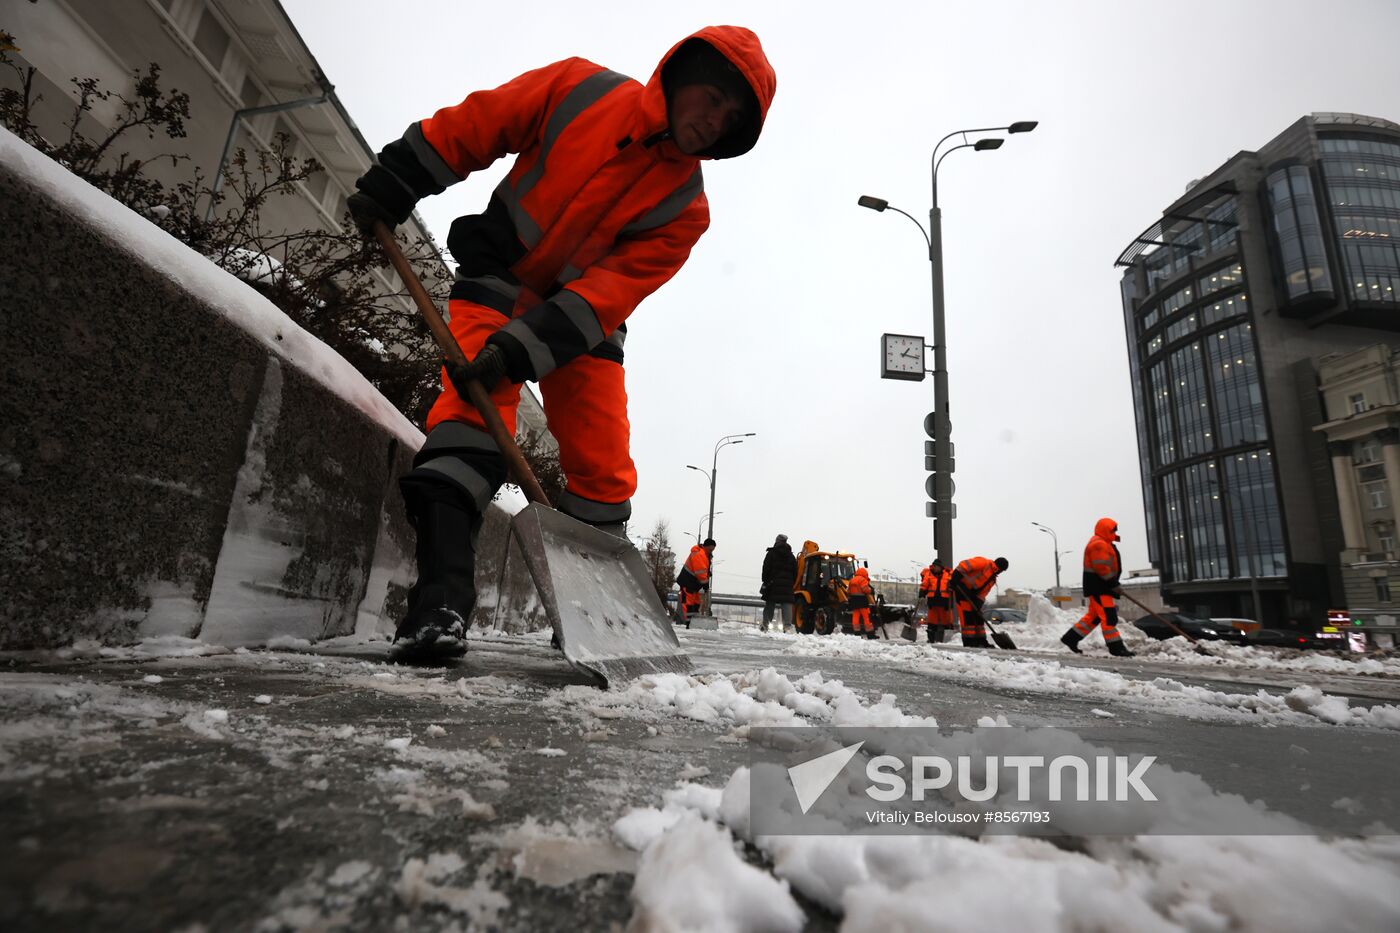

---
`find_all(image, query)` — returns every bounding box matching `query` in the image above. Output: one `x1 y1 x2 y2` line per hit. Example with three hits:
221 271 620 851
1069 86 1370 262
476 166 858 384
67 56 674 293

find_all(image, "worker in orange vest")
919 559 952 644
950 556 1008 648
348 29 776 661
1062 518 1134 657
847 567 876 638
676 538 715 627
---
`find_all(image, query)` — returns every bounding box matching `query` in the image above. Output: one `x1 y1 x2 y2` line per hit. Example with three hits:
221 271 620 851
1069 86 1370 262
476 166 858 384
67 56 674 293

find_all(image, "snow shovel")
371 221 692 687
1117 590 1211 655
952 583 1017 650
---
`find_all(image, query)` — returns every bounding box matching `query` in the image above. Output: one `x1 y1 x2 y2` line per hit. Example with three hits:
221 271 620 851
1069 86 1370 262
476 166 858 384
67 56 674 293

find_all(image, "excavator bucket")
495 503 692 687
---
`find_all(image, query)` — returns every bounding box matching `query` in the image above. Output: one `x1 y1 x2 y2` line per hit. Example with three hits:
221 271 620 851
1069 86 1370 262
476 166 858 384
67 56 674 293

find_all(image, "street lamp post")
696 433 755 543
1031 521 1061 590
860 121 1037 566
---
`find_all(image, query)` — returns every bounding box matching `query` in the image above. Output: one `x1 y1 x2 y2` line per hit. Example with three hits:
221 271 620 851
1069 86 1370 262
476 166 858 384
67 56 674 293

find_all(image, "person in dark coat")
760 534 798 632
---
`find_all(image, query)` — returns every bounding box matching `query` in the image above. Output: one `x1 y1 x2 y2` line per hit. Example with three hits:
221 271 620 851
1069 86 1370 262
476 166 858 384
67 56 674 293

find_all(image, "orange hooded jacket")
360 27 776 413
1082 517 1122 598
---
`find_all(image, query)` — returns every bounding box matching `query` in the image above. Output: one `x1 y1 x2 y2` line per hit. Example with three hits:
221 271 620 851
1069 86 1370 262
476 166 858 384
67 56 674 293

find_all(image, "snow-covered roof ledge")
0 125 423 450
1 125 450 649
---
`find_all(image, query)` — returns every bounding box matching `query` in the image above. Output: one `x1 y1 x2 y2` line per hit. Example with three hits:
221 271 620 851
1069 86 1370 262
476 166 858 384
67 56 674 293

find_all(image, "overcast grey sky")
283 0 1400 595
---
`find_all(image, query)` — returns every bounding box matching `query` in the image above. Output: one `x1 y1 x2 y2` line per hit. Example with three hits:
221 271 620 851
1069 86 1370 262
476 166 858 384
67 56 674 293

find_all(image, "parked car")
1211 617 1262 639
984 608 1028 625
1244 628 1318 649
1132 612 1231 641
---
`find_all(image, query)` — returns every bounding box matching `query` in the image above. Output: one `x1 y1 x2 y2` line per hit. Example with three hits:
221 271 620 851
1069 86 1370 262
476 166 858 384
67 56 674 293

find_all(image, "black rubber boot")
1060 629 1084 654
961 634 989 649
393 497 480 664
1107 639 1135 658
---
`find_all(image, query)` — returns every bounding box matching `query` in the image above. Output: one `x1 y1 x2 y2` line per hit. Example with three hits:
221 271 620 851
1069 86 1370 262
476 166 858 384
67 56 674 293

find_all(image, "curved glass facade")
1266 165 1334 301
1319 137 1400 304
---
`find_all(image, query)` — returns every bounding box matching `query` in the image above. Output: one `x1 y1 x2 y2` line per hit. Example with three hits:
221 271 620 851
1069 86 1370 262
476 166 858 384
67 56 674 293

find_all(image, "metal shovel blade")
506 503 693 687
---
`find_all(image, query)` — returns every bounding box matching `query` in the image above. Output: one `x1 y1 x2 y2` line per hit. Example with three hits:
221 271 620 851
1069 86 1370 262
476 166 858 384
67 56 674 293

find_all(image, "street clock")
881 333 925 381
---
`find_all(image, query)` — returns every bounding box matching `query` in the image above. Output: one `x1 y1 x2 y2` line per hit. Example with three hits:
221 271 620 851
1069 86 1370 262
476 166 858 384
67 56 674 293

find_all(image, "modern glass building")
1116 114 1400 627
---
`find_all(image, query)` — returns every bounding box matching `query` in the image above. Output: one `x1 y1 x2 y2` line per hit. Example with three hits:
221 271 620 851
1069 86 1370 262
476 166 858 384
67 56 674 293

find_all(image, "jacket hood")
1095 517 1121 542
853 567 869 579
646 25 776 160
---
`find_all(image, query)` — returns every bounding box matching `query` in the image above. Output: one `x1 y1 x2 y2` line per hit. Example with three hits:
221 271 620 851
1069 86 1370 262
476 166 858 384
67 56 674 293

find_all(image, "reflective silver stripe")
557 263 582 284
495 178 543 248
513 69 630 201
501 318 557 378
421 421 499 454
452 270 521 303
415 456 495 510
603 328 625 351
405 122 462 187
557 489 630 523
618 167 704 236
554 290 605 348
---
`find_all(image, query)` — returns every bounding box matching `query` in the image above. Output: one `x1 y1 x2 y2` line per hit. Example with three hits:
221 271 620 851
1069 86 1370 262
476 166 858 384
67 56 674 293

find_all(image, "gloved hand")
347 190 397 237
444 344 509 395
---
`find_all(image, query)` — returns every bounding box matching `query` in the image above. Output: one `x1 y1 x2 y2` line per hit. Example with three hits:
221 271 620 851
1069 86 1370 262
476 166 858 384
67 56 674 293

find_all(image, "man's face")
670 83 745 155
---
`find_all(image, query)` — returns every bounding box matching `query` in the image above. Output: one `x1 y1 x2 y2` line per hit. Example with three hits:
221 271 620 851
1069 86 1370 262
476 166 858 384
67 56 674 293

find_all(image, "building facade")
1117 113 1400 627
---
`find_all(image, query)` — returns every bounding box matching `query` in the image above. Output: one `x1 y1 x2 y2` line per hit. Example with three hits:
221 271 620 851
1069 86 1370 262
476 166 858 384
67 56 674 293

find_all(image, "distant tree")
0 30 450 424
642 519 677 602
514 429 567 506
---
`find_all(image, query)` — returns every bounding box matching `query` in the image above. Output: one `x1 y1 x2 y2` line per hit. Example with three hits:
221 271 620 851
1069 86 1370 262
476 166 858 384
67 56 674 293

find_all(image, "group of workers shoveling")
748 517 1136 657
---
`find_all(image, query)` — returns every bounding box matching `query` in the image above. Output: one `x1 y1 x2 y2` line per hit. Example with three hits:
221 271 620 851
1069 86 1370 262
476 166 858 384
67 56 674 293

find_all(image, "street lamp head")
686 464 703 472
1007 121 1039 134
858 195 889 212
742 432 756 437
974 138 1003 151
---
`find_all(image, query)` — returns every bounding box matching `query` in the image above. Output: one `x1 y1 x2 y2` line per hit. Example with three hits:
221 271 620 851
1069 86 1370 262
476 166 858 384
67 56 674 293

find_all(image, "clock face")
881 333 925 381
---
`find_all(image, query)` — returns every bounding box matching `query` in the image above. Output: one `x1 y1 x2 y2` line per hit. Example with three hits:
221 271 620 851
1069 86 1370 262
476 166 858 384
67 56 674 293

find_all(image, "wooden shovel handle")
1116 588 1198 643
371 221 551 507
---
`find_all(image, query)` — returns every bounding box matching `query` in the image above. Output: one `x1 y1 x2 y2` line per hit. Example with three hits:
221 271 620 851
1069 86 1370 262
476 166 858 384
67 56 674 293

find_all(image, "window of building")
1364 480 1389 510
1377 577 1391 603
1381 528 1397 552
1161 472 1188 581
193 8 231 71
1225 450 1286 577
1358 438 1382 463
1150 362 1176 465
1350 393 1368 414
1199 264 1245 297
1166 313 1198 344
1147 334 1164 355
1170 342 1213 458
1207 324 1266 448
1206 200 1239 255
1202 292 1248 326
1184 461 1229 580
1266 165 1334 300
1319 136 1400 304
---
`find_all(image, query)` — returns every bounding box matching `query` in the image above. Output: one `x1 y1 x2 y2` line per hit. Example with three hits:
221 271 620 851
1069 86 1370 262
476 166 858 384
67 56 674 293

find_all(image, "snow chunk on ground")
629 814 804 933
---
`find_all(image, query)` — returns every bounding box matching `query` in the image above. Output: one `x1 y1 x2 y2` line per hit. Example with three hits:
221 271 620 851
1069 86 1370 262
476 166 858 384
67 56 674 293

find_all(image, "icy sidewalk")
3 630 1400 932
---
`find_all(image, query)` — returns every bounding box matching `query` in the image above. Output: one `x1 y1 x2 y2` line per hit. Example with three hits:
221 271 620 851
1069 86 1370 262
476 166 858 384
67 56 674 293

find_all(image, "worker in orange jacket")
676 538 715 627
950 556 1008 648
847 567 876 638
919 559 952 644
1062 518 1134 657
348 29 777 660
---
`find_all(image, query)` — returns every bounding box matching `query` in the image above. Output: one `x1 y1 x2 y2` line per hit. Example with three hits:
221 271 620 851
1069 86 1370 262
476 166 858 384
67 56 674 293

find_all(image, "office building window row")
1266 165 1333 300
1199 263 1244 297
1202 292 1248 325
1158 452 1285 583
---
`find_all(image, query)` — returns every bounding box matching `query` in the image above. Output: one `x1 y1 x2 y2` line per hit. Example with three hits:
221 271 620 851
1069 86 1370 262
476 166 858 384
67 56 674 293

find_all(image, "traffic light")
922 413 955 522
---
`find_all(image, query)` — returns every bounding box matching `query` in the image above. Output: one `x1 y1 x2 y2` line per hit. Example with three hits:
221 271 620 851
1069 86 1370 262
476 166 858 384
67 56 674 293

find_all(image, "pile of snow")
781 627 1400 730
613 721 1400 931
